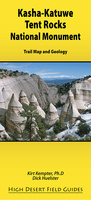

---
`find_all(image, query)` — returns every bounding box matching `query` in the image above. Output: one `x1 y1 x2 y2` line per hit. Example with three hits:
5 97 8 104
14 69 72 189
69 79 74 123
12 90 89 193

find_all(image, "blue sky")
0 62 91 79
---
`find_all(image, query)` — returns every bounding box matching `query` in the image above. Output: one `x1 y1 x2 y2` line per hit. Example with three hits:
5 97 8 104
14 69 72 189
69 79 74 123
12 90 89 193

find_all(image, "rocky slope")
0 72 60 109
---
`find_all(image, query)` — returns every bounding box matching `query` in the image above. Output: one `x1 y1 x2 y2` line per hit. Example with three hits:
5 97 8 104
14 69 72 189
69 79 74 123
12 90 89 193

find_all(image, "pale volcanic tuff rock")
0 87 10 110
2 87 9 101
72 79 91 103
61 90 75 120
30 94 45 118
30 93 39 106
0 88 10 124
31 118 39 139
61 90 80 122
0 123 10 141
65 103 80 123
2 87 10 109
0 89 5 114
0 88 10 123
6 94 26 134
37 105 45 118
30 74 59 108
0 74 59 109
74 89 86 111
45 103 59 126
19 90 29 106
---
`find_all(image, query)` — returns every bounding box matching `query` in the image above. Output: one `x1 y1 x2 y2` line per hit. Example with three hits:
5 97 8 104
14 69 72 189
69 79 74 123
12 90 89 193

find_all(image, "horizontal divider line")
8 192 83 194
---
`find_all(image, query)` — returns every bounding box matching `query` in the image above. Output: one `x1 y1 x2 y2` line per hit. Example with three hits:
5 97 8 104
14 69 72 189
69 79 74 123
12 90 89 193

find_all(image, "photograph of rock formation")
0 62 91 141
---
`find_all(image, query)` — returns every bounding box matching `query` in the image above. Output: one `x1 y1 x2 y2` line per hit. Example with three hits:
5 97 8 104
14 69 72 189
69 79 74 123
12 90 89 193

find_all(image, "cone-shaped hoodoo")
30 94 39 106
6 94 26 133
30 94 45 118
19 90 29 106
61 90 80 122
45 103 59 126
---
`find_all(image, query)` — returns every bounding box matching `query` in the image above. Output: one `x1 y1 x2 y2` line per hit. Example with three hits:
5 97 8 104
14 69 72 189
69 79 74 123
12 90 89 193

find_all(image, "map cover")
0 0 91 199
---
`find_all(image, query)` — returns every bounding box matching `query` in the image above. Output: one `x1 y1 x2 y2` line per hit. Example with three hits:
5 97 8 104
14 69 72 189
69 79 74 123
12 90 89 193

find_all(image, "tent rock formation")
45 103 59 126
30 94 45 118
19 90 29 106
31 118 39 140
6 94 26 134
61 90 80 122
0 88 10 124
